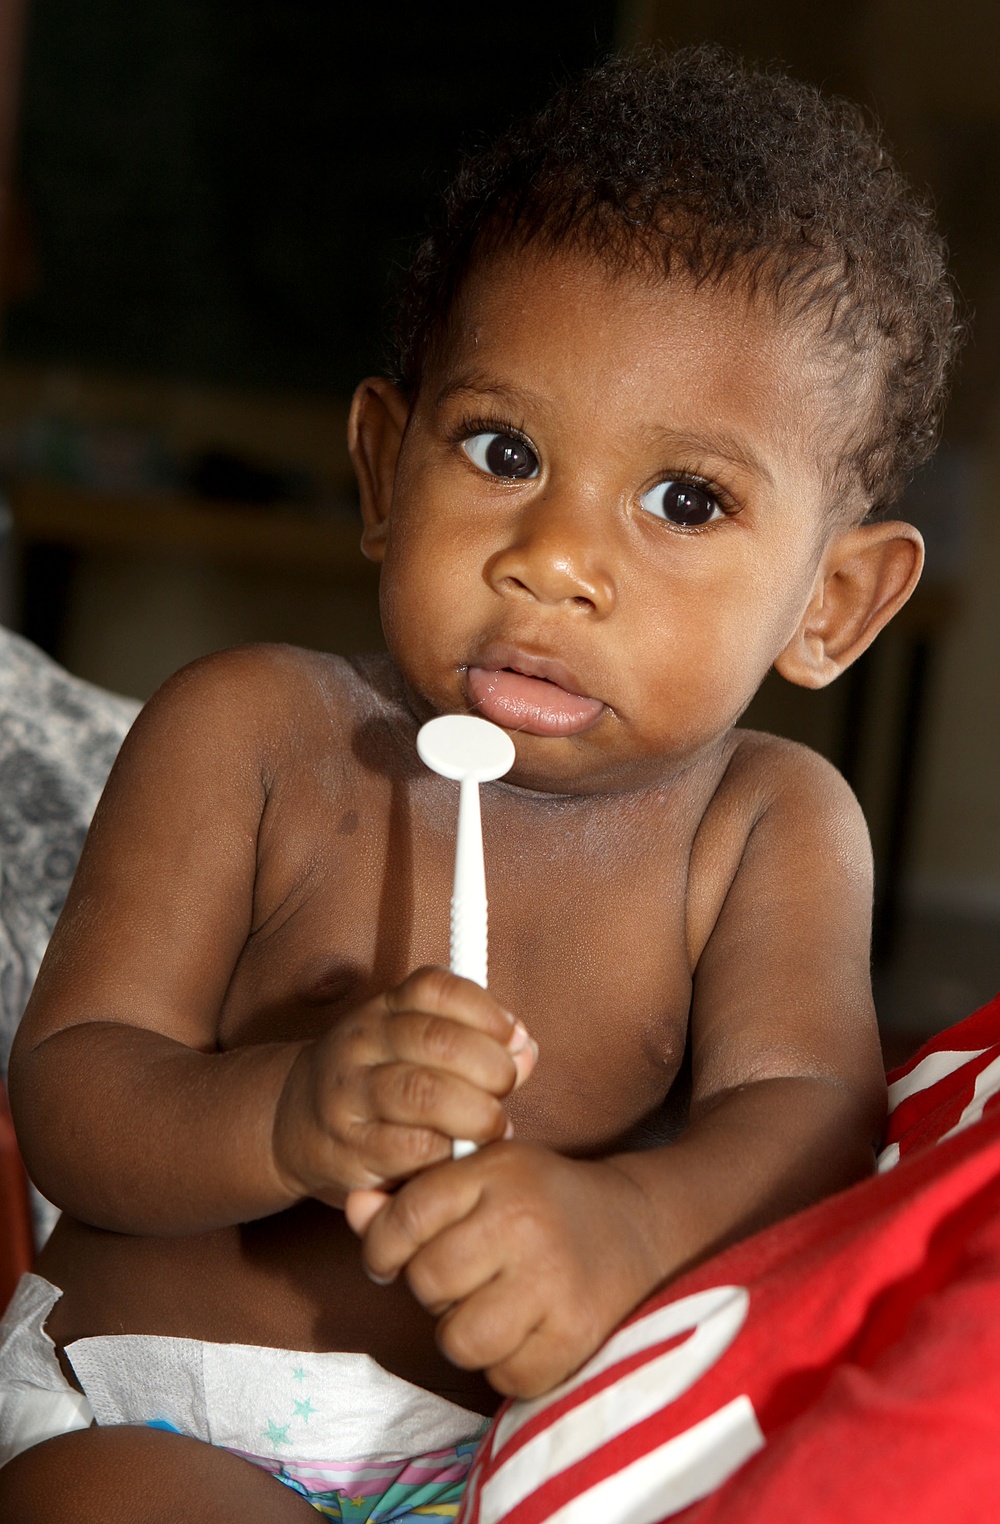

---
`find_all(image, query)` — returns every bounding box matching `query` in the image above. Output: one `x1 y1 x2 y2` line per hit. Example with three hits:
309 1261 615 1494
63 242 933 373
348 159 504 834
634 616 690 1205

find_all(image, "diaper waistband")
0 1273 485 1472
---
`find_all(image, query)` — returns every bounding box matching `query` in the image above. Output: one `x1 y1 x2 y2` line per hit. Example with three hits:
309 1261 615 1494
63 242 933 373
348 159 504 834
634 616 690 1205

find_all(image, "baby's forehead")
438 242 851 376
430 245 866 444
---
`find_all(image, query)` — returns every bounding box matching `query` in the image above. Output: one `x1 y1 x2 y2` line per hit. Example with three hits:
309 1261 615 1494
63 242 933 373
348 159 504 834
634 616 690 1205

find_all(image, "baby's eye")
639 480 724 527
462 431 539 480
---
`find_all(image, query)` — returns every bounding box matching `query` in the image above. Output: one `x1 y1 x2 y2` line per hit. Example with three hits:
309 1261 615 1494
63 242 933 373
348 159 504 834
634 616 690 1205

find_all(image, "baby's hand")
347 1143 663 1398
271 967 535 1208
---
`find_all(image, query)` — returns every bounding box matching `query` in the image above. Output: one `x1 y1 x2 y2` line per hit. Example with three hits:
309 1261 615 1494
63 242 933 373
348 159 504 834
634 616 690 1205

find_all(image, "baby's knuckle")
486 1368 516 1398
437 1304 502 1371
407 965 454 1012
338 1143 384 1192
488 1183 542 1239
552 1300 601 1369
318 1038 368 1096
396 1064 443 1118
403 1125 445 1166
314 1082 353 1142
420 1014 464 1066
438 1319 481 1371
509 1333 572 1398
330 1013 370 1059
485 1355 531 1399
405 1257 445 1311
379 1123 443 1175
389 1189 429 1248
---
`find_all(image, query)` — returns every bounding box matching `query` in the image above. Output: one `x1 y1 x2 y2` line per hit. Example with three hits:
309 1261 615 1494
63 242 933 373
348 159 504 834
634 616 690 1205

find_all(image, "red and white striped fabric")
877 995 1000 1171
460 990 1000 1524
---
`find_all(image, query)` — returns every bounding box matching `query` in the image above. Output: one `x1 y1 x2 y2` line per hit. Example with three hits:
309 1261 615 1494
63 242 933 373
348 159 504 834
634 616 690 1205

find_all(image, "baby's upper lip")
467 643 598 702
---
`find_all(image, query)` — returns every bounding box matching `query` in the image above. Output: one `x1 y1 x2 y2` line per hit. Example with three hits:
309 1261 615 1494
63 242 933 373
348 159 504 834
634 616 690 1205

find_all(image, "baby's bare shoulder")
685 729 868 968
92 646 403 846
720 728 861 816
142 643 363 720
691 729 863 854
127 645 387 762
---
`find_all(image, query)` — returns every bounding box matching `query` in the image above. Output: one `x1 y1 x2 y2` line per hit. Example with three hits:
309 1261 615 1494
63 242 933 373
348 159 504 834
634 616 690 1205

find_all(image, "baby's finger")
401 1179 514 1313
433 1273 543 1376
346 1117 455 1182
344 1187 389 1237
367 1062 511 1144
484 1317 584 1399
361 1155 484 1285
381 1011 531 1097
385 967 529 1053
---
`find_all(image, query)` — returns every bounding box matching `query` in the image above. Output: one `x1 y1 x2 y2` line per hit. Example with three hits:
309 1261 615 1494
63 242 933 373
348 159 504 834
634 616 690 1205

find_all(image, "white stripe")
532 1397 764 1524
887 1048 989 1111
880 1049 1000 1169
941 1051 1000 1143
491 1286 747 1458
480 1288 749 1524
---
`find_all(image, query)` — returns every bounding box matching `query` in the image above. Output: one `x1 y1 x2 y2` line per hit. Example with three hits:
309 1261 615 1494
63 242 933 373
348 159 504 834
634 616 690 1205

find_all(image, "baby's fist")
356 1143 662 1397
271 967 535 1208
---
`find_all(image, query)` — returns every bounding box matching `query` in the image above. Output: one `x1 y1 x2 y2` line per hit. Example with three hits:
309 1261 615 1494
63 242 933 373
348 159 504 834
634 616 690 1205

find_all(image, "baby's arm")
350 741 886 1395
8 649 530 1235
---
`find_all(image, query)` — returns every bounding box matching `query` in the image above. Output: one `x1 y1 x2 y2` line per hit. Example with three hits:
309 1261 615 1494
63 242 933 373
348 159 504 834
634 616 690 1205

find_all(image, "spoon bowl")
417 714 516 784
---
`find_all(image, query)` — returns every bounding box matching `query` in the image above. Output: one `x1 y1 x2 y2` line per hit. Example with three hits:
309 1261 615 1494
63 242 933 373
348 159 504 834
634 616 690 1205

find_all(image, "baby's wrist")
268 1041 325 1204
598 1154 676 1292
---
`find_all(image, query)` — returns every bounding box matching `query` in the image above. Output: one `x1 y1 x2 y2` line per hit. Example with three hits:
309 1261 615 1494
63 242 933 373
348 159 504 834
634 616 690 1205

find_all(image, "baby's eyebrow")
645 425 776 489
433 373 541 414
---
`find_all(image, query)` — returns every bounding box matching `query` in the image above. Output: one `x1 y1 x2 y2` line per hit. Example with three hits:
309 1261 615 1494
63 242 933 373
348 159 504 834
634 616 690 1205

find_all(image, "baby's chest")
485 863 694 1148
223 811 695 1153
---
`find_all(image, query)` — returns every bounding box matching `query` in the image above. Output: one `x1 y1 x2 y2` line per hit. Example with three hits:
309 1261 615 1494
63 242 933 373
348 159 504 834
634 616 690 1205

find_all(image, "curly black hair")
389 47 962 516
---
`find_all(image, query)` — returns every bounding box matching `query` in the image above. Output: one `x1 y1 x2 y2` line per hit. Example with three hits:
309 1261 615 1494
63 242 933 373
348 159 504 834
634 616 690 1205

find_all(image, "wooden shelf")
8 479 377 583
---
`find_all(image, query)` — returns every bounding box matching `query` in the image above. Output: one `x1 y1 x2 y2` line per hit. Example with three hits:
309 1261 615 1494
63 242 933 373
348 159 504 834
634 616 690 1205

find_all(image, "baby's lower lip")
466 666 605 736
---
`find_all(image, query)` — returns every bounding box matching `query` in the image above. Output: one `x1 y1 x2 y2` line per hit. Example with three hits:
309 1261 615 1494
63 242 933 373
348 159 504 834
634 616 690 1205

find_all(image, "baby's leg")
0 1424 317 1522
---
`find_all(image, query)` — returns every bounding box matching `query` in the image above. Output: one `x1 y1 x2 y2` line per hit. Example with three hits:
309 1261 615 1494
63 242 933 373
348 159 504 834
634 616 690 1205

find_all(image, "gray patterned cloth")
0 628 139 1241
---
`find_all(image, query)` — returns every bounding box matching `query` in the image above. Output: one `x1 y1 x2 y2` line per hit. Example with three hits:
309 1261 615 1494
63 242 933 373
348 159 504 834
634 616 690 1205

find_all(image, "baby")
0 47 960 1524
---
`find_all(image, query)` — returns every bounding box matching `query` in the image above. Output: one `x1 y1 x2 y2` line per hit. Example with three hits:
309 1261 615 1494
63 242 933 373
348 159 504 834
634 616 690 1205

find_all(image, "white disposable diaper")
0 1273 483 1473
0 1274 92 1467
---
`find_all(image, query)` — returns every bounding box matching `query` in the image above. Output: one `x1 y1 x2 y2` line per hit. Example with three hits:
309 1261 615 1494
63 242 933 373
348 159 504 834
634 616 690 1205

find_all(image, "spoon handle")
450 778 488 987
451 777 487 1159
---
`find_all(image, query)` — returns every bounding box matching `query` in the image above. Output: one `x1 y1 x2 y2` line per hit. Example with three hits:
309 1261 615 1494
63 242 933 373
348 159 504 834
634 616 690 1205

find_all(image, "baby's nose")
484 496 616 614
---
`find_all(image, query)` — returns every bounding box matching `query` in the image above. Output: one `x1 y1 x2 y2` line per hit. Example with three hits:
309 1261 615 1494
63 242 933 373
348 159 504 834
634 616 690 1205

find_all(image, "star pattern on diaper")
263 1418 291 1447
293 1396 317 1422
291 1366 307 1382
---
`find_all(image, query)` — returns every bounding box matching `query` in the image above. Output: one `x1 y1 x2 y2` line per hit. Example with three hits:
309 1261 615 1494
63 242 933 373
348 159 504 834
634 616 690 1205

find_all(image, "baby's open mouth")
466 665 605 737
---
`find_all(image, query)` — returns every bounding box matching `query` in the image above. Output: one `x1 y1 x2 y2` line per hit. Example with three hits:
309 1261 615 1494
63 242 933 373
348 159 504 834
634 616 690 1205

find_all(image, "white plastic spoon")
417 714 516 1158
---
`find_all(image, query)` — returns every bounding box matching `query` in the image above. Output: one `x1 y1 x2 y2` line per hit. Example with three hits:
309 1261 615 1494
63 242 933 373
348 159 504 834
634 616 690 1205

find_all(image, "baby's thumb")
345 1187 389 1237
509 1024 539 1089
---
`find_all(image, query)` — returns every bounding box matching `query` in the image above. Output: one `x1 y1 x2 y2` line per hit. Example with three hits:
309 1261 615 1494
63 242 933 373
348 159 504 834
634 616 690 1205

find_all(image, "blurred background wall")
0 0 996 1048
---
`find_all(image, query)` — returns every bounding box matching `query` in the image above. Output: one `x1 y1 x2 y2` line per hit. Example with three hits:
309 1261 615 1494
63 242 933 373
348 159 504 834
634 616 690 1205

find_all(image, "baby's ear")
774 520 924 690
348 378 412 564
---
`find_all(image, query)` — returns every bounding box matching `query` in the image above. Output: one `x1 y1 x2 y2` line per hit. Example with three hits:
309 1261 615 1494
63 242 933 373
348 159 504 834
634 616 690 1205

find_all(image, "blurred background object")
0 0 996 1058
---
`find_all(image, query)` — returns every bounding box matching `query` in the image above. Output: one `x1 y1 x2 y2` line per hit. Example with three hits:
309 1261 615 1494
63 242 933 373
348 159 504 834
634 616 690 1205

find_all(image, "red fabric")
880 996 1000 1165
0 1082 32 1312
461 991 1000 1524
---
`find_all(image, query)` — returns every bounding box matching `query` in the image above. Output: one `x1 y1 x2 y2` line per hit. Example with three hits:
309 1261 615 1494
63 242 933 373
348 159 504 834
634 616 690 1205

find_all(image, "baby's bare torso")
36 651 750 1413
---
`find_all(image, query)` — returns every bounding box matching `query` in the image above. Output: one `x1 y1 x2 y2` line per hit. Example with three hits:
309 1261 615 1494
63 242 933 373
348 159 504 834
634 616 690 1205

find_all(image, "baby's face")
371 246 859 793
